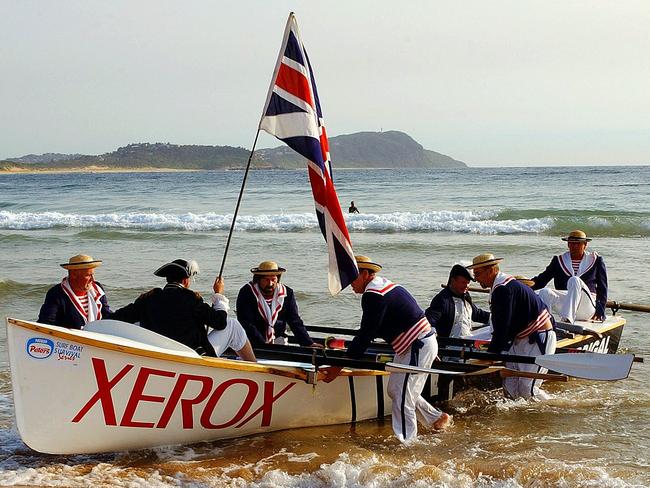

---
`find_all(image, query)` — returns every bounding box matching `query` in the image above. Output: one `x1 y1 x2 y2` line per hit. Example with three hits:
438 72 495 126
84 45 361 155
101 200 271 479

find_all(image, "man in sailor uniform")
111 259 256 361
322 255 452 443
425 264 491 338
469 253 557 400
236 261 321 348
530 230 608 324
38 254 112 329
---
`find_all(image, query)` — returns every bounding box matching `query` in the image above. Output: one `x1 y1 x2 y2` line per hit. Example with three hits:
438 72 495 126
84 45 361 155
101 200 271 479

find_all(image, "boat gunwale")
6 318 387 381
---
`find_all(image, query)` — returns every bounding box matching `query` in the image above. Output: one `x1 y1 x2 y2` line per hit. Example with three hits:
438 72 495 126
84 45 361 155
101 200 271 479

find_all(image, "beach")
1 166 649 487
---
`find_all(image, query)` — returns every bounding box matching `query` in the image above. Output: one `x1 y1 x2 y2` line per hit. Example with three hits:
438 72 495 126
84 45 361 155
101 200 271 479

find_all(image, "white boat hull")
7 318 391 454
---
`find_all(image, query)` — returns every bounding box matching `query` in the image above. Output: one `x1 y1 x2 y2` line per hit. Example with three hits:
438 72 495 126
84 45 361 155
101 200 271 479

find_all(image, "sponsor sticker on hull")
54 341 84 362
26 338 54 359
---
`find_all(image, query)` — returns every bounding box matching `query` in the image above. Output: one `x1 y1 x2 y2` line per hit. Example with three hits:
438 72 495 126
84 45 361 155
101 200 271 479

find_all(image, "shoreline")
0 166 205 175
0 166 429 175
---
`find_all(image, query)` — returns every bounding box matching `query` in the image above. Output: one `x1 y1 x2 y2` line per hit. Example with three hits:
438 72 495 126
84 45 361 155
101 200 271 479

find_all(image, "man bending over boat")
468 253 556 400
425 264 491 338
321 255 452 443
529 230 608 324
38 254 112 329
236 260 322 348
111 259 255 361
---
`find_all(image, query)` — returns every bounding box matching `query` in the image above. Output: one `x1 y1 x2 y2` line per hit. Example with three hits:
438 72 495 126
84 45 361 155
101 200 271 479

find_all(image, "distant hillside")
1 143 252 171
0 131 466 171
255 131 466 168
57 143 252 170
6 153 83 164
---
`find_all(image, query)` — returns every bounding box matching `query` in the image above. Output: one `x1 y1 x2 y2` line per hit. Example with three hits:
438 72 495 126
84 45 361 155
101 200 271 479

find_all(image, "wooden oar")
499 369 568 382
256 343 633 381
256 342 479 371
251 345 467 375
305 325 488 349
466 285 650 314
458 349 634 380
301 335 633 380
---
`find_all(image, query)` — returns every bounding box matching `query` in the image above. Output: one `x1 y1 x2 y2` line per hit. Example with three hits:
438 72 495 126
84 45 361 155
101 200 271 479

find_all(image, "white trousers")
503 330 557 400
538 276 596 324
387 333 444 443
207 317 248 357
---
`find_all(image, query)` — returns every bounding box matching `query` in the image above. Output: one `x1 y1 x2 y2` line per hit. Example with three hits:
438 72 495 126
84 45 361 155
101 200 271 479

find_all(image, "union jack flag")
260 13 358 294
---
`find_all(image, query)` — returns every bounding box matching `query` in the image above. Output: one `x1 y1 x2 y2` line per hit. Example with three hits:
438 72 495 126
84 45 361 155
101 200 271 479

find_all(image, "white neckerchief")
488 272 514 304
364 276 397 295
248 281 286 343
60 277 105 325
559 251 598 277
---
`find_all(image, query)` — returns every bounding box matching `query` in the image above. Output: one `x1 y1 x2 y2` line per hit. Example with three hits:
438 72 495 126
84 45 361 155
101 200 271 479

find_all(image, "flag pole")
217 13 294 280
217 127 261 280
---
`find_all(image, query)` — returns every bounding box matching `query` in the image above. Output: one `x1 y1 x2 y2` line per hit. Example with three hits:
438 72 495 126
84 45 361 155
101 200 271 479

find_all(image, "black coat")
425 287 490 337
111 283 226 356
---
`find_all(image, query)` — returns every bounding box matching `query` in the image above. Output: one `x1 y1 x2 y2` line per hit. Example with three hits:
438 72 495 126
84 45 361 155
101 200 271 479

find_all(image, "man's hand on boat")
590 312 605 322
320 366 343 383
307 342 324 349
213 276 225 294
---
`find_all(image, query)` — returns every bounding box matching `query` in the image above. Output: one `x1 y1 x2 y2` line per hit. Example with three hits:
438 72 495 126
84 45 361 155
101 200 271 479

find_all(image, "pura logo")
26 338 54 359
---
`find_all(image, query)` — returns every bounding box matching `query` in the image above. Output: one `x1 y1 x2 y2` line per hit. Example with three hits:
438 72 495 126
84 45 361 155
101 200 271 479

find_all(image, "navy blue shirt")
489 275 551 353
236 283 314 347
347 278 427 359
38 282 112 329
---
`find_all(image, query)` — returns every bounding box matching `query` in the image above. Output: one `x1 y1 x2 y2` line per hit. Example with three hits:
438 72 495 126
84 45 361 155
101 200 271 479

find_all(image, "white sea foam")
0 210 553 234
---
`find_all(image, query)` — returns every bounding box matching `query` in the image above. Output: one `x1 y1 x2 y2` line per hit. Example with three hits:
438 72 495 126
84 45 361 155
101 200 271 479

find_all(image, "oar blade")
536 353 634 381
384 362 465 375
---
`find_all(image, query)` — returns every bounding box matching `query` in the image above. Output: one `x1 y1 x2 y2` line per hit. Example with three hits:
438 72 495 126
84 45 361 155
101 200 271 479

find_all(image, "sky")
1 1 649 167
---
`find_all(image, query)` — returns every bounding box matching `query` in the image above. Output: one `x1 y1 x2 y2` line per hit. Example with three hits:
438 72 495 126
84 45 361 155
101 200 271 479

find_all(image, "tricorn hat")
562 230 592 242
466 253 503 270
60 254 103 270
154 259 199 279
449 264 473 281
250 260 286 276
355 255 382 273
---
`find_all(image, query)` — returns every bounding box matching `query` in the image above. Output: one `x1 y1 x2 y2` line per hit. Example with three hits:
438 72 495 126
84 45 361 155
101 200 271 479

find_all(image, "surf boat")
6 317 633 454
7 317 468 455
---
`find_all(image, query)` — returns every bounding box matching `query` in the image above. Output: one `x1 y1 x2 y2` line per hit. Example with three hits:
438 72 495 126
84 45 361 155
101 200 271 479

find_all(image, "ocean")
0 166 649 487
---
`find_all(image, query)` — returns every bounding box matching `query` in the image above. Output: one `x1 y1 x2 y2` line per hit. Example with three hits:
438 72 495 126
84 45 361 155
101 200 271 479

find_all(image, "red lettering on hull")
72 358 296 430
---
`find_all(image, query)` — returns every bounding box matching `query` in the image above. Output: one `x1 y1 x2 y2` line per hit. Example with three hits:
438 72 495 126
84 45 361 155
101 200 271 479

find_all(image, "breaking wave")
2 209 649 236
0 210 549 234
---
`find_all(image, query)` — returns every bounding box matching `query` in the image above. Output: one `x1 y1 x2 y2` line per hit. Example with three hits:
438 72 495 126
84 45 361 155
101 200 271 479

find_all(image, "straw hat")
154 259 199 279
513 275 535 287
466 253 503 269
562 230 592 242
250 260 286 276
60 254 103 270
355 255 382 273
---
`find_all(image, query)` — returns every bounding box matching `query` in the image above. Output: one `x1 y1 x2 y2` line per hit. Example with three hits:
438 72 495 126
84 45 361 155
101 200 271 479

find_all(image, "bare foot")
433 412 452 430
